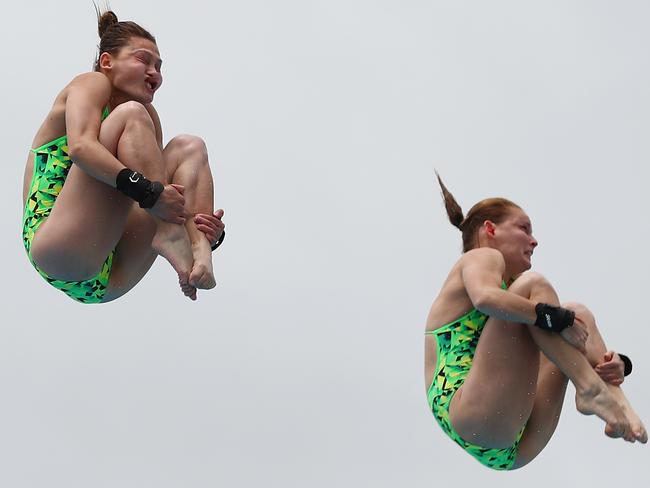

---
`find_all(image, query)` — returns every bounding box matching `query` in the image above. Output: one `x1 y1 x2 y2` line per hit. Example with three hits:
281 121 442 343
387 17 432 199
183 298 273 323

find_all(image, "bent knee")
166 134 208 159
508 271 553 297
517 271 551 287
561 301 590 315
99 102 155 150
561 301 595 326
110 100 151 120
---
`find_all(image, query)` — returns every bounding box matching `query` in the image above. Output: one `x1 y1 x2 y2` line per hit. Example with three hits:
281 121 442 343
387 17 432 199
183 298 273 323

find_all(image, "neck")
109 91 129 109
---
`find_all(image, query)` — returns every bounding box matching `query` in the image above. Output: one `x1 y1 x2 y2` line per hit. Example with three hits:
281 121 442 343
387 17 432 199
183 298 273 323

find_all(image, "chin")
126 88 154 103
139 91 155 103
510 259 531 275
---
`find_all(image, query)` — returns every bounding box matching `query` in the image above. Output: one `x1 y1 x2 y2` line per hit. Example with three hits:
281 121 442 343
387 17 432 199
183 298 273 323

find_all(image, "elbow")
67 138 91 163
471 290 498 314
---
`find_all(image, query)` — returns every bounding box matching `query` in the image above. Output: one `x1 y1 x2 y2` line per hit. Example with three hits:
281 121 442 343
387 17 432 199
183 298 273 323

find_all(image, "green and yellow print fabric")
427 308 524 471
22 136 113 304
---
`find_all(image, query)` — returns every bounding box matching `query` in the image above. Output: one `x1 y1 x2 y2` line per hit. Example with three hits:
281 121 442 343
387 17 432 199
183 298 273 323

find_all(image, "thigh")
450 274 542 448
30 108 144 281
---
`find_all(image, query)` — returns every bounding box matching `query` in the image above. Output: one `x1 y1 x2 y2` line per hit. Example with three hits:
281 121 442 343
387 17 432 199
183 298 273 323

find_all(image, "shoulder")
66 72 112 99
69 71 110 88
461 247 505 269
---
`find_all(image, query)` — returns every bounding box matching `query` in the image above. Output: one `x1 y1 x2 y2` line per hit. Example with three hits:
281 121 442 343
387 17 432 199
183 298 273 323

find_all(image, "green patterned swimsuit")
426 300 526 470
22 109 113 304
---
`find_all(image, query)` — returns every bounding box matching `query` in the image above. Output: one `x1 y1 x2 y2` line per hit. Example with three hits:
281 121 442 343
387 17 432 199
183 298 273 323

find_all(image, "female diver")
22 10 225 303
424 174 646 470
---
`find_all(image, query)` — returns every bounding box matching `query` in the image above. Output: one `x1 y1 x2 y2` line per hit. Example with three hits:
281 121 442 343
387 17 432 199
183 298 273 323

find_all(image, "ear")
483 220 496 238
99 52 113 71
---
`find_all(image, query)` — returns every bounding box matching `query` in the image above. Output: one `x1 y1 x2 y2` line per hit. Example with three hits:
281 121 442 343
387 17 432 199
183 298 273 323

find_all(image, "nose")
147 71 162 87
531 235 538 248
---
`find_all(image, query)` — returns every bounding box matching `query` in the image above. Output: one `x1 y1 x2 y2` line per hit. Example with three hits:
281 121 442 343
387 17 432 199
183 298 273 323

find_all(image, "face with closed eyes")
484 207 539 276
99 36 163 105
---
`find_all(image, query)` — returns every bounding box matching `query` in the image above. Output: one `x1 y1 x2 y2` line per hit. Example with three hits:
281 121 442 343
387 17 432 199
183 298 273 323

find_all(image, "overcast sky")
1 1 648 486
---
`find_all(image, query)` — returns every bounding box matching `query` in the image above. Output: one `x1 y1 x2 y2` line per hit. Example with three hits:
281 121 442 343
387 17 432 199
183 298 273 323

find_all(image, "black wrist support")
534 303 575 332
116 168 164 209
211 230 226 252
619 354 633 377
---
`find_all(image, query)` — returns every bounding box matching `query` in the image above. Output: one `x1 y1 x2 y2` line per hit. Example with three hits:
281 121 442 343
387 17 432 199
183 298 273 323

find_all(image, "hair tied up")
436 170 522 253
97 10 118 38
435 170 465 231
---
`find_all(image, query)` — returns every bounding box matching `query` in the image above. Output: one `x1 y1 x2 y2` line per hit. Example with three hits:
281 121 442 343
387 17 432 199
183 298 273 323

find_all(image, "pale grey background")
1 0 648 486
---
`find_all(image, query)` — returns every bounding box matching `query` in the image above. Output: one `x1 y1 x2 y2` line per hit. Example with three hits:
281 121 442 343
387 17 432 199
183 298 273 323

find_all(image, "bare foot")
624 408 648 443
189 241 216 289
179 275 197 301
609 386 648 444
575 384 631 440
625 411 647 444
151 222 195 294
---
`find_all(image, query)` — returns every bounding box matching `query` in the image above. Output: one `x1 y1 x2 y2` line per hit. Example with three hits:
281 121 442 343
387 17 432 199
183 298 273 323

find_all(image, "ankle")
191 235 211 252
576 379 605 398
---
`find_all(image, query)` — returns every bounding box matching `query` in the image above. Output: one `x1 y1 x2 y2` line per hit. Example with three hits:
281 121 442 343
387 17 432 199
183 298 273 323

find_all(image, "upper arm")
460 248 506 307
145 104 163 148
65 72 112 150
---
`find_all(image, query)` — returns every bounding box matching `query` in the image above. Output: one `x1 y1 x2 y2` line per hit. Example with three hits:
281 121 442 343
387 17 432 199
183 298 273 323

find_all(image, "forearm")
68 139 125 187
474 288 538 324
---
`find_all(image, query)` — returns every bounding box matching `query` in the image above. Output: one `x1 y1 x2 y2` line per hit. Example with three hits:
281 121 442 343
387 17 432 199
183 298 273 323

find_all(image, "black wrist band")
619 354 633 377
534 303 575 332
138 181 164 208
116 168 164 209
211 230 225 251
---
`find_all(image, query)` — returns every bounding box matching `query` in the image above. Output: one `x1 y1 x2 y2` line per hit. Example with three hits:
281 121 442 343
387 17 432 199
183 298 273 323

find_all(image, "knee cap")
168 134 208 160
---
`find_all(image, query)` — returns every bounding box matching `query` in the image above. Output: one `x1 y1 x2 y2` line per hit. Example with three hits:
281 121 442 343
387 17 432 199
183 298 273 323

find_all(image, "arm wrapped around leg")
534 303 575 332
116 168 164 209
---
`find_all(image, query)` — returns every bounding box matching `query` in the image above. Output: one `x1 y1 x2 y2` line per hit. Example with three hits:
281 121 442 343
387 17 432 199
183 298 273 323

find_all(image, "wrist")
211 230 225 251
619 353 633 376
534 303 575 332
116 168 163 208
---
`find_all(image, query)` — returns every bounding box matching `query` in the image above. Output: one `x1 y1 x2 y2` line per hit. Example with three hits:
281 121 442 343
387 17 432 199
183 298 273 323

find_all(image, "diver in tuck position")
424 173 646 470
22 9 225 303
